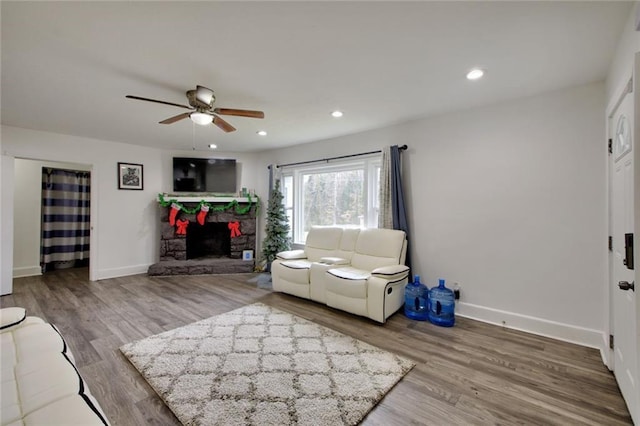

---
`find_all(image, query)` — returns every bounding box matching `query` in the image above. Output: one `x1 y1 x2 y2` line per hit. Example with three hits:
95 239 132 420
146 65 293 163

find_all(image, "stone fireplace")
148 196 257 276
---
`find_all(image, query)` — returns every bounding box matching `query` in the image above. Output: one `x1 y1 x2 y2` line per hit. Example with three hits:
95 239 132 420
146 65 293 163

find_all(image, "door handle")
624 233 634 270
618 281 635 291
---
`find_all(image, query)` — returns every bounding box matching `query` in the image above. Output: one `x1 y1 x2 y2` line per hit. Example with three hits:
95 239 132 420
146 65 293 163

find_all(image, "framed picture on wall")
118 162 143 190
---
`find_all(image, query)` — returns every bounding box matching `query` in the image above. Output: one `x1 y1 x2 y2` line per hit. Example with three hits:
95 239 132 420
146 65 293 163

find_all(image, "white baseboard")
13 266 42 278
456 302 602 349
95 264 150 281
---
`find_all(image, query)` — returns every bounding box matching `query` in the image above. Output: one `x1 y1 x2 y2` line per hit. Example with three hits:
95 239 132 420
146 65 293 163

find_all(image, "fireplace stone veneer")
148 198 257 276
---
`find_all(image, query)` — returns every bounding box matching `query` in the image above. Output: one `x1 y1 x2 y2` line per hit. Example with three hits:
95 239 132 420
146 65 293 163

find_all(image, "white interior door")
610 82 638 422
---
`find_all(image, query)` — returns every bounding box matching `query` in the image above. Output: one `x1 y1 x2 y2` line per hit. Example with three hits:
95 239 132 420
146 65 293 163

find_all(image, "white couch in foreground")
272 227 409 323
1 307 109 426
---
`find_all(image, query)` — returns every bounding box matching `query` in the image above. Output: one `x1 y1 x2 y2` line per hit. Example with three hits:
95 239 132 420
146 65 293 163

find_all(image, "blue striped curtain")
41 168 90 268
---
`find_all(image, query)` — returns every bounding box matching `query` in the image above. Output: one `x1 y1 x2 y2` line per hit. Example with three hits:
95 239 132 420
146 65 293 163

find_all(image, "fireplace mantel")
160 194 258 204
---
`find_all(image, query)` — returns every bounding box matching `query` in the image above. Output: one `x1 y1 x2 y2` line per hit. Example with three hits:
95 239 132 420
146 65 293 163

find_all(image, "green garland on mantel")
157 193 260 215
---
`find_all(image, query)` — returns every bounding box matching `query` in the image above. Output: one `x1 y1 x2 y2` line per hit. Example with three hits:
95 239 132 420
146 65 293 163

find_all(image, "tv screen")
173 158 237 193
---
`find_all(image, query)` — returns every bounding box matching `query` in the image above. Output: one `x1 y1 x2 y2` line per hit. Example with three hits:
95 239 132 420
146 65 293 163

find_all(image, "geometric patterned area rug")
120 303 415 425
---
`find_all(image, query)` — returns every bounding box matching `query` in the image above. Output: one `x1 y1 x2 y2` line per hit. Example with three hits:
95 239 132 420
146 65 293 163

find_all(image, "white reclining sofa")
1 307 110 426
272 226 409 323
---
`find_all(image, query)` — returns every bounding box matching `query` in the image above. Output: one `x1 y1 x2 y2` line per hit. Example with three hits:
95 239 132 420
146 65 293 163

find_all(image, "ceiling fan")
126 85 264 133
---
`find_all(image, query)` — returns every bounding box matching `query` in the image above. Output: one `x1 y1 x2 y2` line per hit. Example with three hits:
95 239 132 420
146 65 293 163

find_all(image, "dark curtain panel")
390 145 412 276
268 164 274 195
41 168 91 270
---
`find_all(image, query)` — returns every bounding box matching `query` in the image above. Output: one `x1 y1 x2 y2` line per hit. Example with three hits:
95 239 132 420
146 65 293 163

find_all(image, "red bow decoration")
228 221 241 238
176 219 189 235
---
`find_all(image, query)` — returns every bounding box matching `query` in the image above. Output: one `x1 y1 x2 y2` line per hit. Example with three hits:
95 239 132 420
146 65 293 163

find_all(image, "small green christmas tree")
262 179 291 269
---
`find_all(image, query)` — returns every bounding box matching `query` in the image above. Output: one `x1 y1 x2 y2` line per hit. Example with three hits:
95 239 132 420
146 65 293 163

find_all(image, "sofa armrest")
1 307 27 332
319 257 350 265
371 265 410 281
276 250 307 260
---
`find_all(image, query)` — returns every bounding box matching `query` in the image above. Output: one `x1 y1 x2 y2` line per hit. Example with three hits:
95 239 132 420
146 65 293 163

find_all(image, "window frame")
280 155 381 244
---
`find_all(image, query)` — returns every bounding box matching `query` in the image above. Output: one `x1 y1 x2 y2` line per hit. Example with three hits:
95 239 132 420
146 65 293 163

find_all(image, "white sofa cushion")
309 263 336 303
304 227 344 261
13 323 69 361
351 228 406 271
274 260 313 299
15 353 85 417
23 393 109 426
1 377 21 426
1 322 68 372
335 228 360 261
326 268 369 299
0 308 109 426
319 257 350 265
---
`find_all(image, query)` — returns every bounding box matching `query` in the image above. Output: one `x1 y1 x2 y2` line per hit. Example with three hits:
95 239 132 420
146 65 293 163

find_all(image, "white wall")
256 82 607 348
1 125 264 288
606 3 640 102
13 159 92 278
1 126 165 282
1 84 610 348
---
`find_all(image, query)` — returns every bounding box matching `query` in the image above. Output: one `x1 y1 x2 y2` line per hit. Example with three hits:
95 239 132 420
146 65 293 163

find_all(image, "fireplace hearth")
148 197 257 276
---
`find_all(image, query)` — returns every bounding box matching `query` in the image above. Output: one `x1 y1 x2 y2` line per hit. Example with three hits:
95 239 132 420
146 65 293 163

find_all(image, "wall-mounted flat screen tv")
173 158 237 193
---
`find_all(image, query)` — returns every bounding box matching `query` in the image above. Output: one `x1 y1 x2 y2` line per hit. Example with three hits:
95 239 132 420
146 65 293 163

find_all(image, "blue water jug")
404 275 429 321
428 278 455 327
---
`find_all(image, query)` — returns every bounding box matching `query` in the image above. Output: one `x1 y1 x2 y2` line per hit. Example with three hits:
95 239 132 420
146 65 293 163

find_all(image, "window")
281 156 380 244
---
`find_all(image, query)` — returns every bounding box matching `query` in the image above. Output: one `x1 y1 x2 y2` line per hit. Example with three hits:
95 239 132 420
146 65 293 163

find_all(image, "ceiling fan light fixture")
190 112 213 126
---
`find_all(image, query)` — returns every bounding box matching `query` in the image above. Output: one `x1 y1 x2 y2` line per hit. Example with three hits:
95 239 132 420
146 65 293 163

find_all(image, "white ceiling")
1 1 632 153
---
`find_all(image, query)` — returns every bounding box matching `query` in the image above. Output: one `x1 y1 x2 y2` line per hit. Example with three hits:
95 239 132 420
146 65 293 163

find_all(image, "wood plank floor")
1 268 632 425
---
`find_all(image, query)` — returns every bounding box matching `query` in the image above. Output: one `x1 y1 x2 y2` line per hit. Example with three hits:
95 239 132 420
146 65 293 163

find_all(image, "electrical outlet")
453 282 461 300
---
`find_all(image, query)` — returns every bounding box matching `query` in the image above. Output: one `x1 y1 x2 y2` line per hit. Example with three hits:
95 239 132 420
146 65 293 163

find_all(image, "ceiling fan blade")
196 85 215 106
213 108 265 119
159 112 191 124
126 95 192 110
213 115 236 133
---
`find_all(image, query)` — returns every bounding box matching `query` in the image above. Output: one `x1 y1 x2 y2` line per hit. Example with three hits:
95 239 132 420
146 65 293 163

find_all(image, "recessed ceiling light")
208 144 217 149
257 130 267 136
466 68 485 80
331 111 343 118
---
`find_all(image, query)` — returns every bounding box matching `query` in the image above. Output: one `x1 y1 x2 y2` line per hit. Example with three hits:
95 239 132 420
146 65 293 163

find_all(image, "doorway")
40 167 91 274
13 159 92 280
